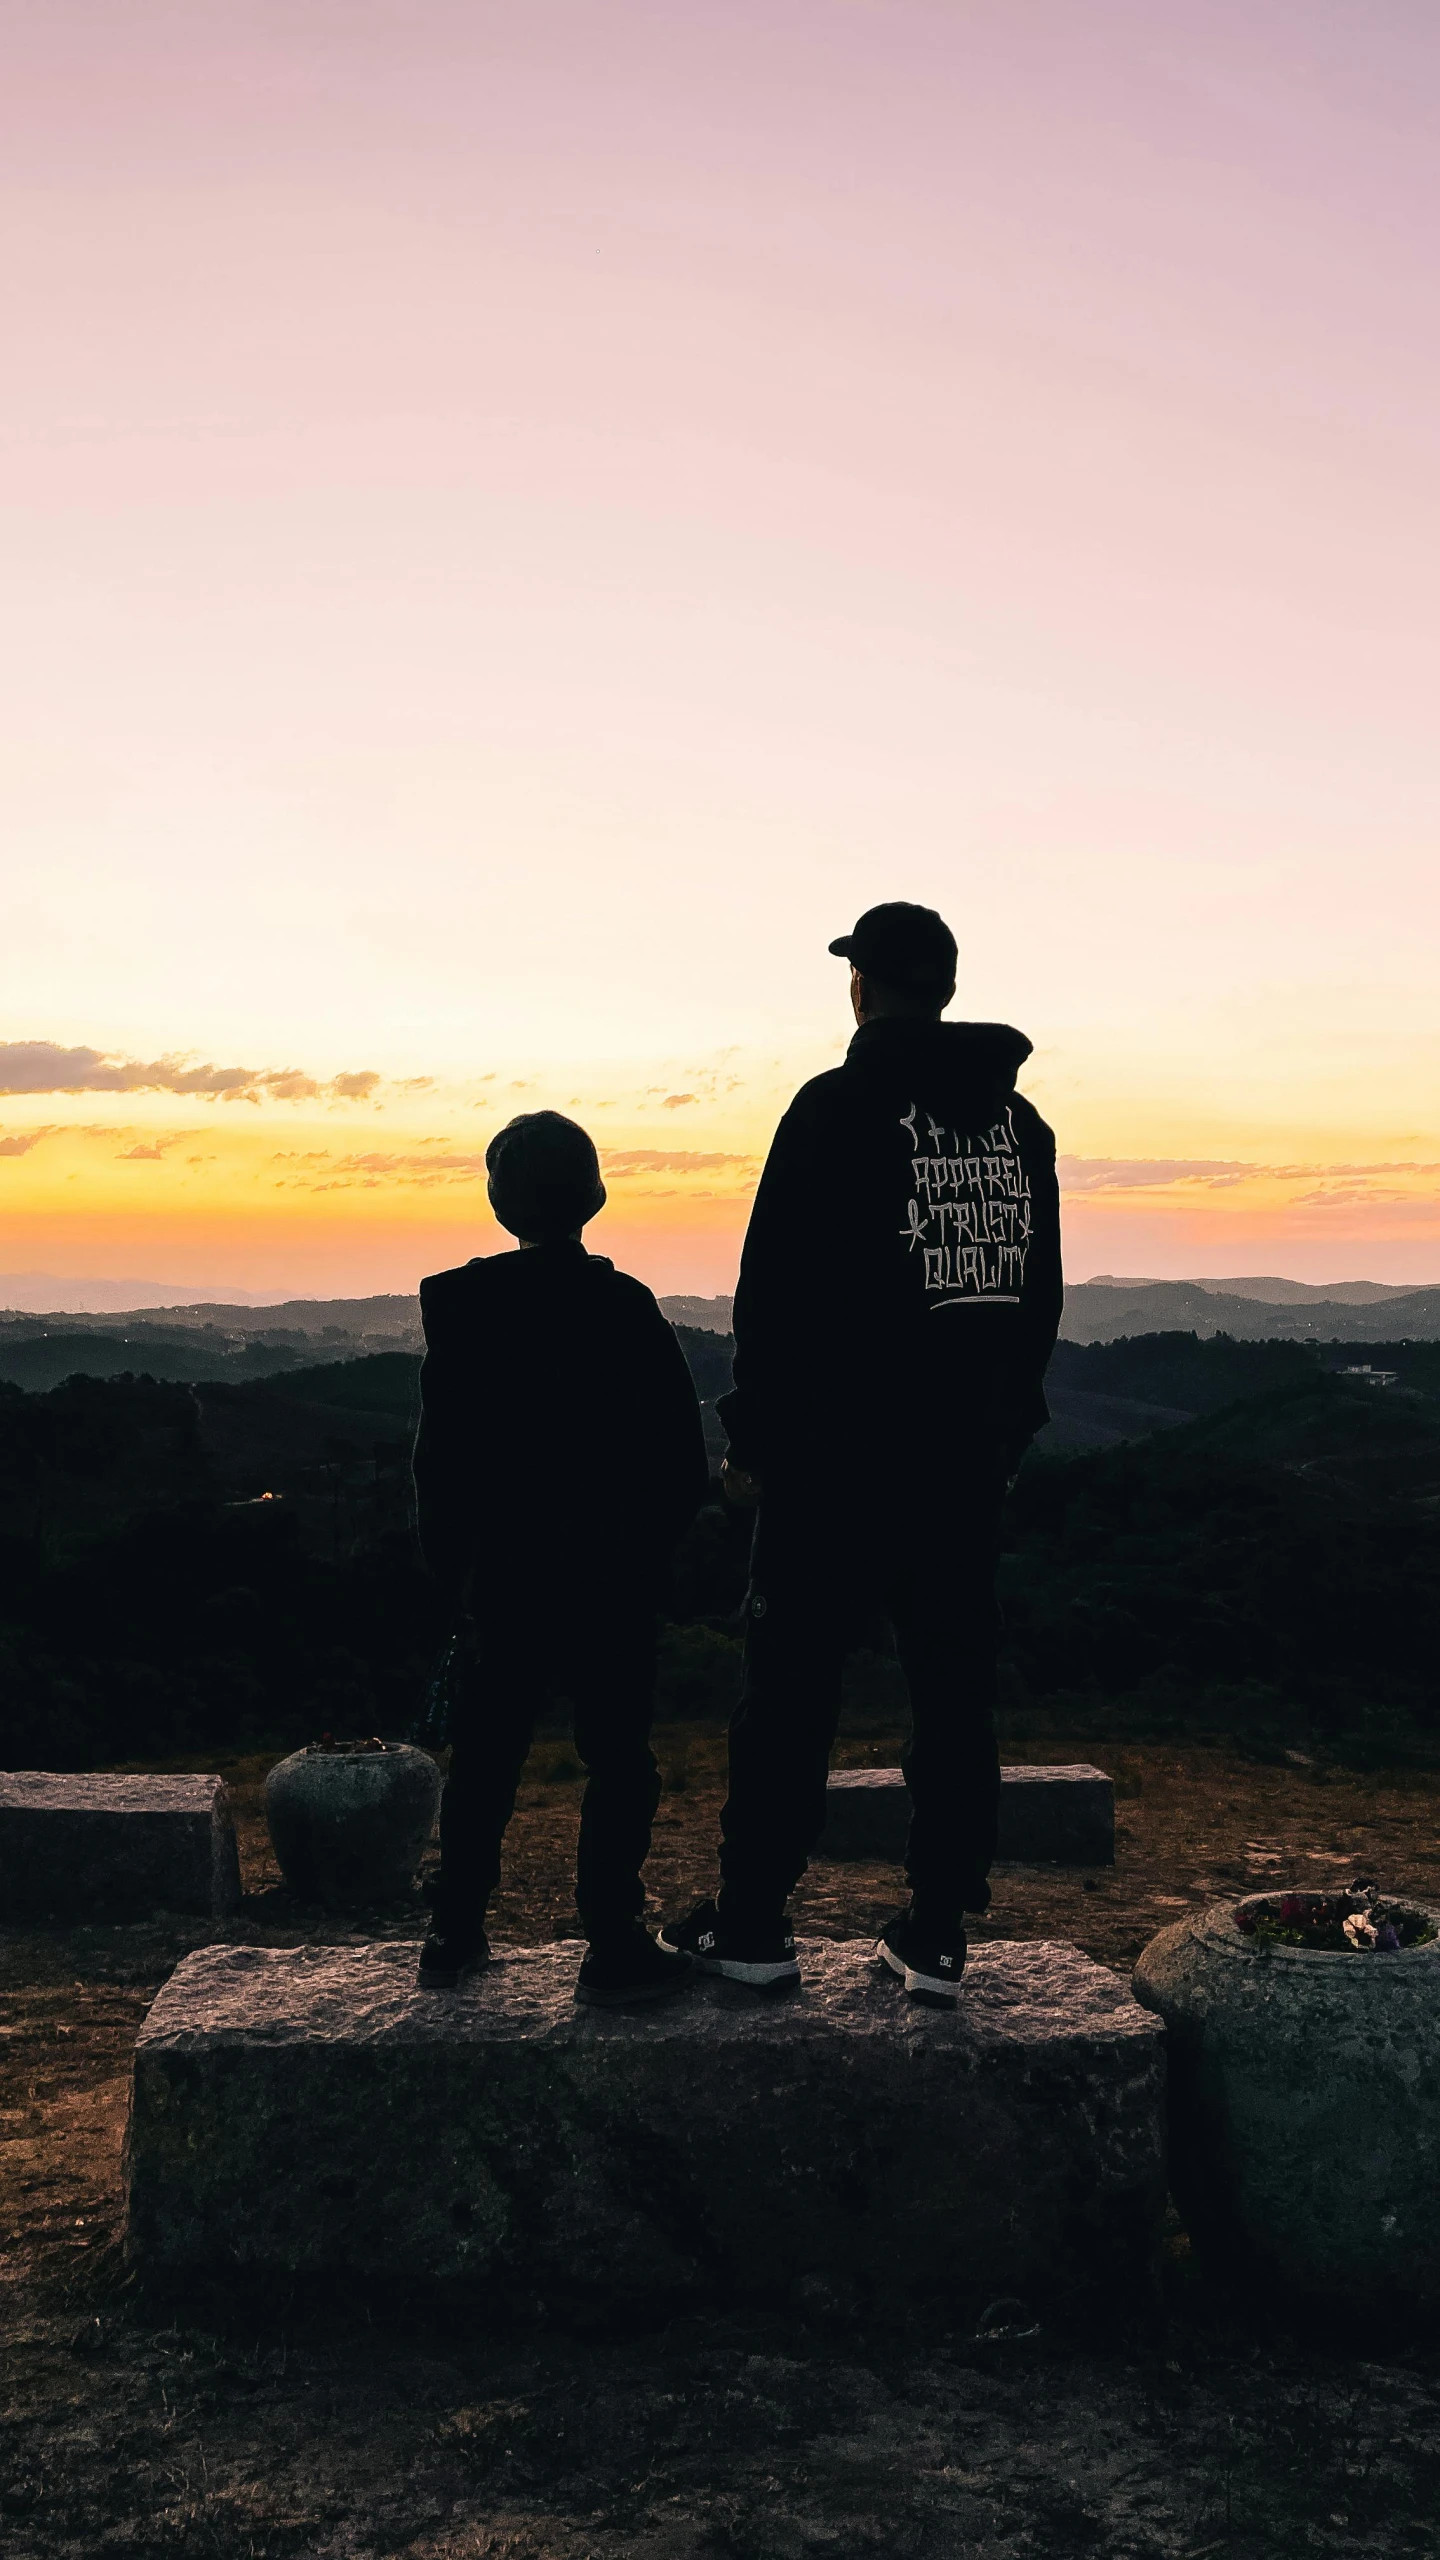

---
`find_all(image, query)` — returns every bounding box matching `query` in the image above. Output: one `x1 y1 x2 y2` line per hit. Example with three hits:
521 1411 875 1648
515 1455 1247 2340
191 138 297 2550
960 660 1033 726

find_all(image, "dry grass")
120 1724 1440 1972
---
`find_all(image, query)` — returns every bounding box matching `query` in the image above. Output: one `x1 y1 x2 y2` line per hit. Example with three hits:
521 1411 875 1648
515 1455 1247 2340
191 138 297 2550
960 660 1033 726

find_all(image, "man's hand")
721 1458 761 1507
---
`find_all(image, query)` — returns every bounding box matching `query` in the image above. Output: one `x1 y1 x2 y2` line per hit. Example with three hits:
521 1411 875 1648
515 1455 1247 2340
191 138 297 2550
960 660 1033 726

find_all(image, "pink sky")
2 2 1438 1297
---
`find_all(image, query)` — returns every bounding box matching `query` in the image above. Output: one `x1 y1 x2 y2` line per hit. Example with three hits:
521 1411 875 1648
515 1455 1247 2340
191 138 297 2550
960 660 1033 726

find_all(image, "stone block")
0 1773 241 1917
997 1764 1116 1865
125 1936 1165 2312
818 1764 1115 1866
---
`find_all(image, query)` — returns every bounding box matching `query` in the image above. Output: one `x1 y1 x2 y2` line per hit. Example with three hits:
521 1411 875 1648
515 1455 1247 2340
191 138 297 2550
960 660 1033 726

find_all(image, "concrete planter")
264 1744 440 1907
1133 1892 1440 2308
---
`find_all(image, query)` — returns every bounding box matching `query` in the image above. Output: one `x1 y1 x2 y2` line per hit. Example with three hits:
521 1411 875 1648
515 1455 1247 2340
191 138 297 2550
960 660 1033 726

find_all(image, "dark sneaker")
877 1906 966 2006
658 1898 801 1992
416 1924 491 1990
575 1928 694 2009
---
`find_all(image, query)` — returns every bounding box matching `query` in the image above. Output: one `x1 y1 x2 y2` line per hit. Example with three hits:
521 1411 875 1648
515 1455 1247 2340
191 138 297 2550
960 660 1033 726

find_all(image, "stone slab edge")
134 1930 1159 2051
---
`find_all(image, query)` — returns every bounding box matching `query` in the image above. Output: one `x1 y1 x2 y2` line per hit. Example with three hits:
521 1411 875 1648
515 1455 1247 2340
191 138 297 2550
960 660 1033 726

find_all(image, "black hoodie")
715 1018 1062 1481
413 1241 710 1603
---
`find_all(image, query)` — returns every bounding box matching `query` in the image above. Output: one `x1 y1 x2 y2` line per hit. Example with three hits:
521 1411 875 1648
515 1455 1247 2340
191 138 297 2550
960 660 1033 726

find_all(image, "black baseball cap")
828 901 958 988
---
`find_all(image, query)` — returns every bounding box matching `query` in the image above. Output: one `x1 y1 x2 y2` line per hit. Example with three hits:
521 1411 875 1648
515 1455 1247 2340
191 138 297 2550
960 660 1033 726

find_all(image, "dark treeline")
0 1330 327 1396
0 1369 433 1768
1047 1329 1440 1412
1 1332 1438 1769
0 1332 739 1766
1002 1373 1440 1761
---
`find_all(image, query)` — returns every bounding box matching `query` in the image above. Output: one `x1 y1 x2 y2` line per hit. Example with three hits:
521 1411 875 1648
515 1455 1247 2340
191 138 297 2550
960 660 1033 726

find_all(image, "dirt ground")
5 1733 1440 2558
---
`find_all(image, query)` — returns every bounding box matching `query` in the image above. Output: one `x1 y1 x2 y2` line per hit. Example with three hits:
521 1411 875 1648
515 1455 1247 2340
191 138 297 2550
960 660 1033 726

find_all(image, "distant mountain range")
1088 1272 1432 1307
0 1291 421 1339
656 1295 736 1333
1061 1280 1440 1343
0 1285 735 1342
0 1271 279 1312
6 1275 1440 1364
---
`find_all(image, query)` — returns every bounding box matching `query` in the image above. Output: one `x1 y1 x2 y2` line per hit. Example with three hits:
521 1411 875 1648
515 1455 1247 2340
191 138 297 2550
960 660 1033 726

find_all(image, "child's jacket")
413 1240 710 1606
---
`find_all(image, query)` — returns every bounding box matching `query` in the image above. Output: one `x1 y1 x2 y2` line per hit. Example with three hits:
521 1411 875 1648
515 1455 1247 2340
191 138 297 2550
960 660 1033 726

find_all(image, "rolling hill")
1059 1279 1440 1343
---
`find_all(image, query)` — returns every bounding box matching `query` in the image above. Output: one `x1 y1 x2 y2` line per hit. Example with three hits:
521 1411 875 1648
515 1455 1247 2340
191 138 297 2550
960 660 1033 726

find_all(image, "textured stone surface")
264 1744 440 1905
1135 1895 1440 2307
126 1935 1165 2310
818 1764 1115 1866
0 1772 240 1917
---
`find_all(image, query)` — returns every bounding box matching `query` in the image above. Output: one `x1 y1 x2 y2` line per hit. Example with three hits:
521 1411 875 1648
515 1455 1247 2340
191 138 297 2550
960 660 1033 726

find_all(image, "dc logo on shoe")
939 1954 954 1970
699 1929 716 1951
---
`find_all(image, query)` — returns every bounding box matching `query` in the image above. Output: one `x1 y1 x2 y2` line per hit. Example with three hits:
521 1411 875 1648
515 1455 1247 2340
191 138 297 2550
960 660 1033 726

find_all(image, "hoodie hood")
846 1017 1033 1095
716 1010 1062 1474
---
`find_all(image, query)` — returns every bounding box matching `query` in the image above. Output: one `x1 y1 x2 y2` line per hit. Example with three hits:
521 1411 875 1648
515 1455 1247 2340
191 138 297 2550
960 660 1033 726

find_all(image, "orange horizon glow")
3 3 1439 1301
4 1060 1440 1304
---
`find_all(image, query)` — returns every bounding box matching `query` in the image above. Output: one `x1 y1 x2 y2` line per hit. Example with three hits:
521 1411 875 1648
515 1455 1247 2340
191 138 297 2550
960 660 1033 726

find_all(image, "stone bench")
125 1936 1164 2313
818 1764 1115 1867
0 1773 241 1917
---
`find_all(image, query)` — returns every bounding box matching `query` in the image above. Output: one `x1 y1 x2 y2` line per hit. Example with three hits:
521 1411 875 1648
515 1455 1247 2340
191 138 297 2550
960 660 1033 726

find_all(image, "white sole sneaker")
877 1937 961 2006
656 1928 800 1990
708 1952 801 1990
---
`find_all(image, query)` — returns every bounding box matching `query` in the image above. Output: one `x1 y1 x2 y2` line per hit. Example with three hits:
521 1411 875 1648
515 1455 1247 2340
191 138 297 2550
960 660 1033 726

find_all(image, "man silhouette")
662 903 1062 2002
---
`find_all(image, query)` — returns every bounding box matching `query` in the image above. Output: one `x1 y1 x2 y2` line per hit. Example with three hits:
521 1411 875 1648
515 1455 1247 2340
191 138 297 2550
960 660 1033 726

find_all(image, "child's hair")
485 1110 606 1241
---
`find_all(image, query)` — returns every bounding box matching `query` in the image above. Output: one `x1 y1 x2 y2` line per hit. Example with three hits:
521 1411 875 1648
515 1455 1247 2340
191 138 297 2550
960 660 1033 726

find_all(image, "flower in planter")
1236 1886 1436 1952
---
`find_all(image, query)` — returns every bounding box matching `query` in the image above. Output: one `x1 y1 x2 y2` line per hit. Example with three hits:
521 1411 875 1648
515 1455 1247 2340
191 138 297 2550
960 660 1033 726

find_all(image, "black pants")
435 1602 661 1945
717 1459 1007 1933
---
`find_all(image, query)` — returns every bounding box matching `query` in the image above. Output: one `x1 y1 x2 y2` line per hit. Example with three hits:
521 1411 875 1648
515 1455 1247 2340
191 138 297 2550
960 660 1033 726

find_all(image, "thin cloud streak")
264 1142 763 1196
0 1041 383 1104
602 1150 756 1176
1060 1157 1440 1196
271 1147 493 1194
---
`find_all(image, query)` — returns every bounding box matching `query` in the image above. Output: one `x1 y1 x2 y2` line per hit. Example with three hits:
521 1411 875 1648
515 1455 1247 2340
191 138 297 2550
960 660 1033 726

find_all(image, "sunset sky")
3 0 1439 1301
